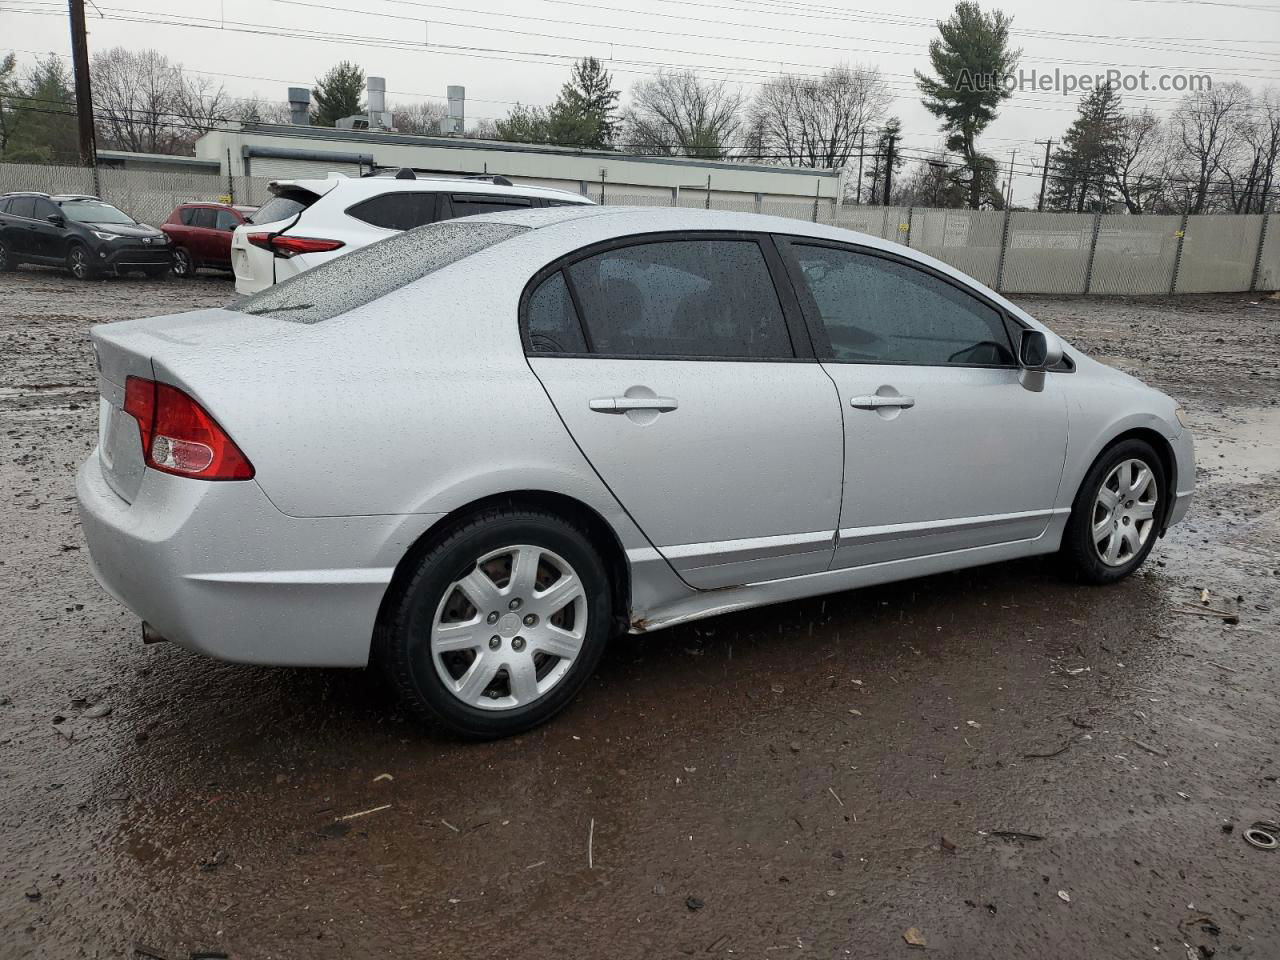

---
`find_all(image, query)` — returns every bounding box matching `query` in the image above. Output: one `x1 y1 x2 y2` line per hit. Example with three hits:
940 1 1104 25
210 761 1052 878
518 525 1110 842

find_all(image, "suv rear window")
249 187 319 225
233 220 529 325
347 192 438 231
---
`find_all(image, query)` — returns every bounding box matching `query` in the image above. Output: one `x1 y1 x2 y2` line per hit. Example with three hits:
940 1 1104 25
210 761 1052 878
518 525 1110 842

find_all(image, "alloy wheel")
1092 457 1159 566
172 249 192 277
430 544 588 711
69 247 88 279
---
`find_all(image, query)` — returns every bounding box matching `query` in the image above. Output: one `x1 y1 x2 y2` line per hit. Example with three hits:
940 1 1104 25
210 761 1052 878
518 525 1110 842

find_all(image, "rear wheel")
375 507 612 738
66 244 96 280
171 247 194 278
0 237 14 271
1062 438 1165 584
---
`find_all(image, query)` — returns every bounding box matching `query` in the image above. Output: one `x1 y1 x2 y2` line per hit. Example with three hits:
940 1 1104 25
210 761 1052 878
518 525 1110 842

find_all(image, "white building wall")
194 124 839 201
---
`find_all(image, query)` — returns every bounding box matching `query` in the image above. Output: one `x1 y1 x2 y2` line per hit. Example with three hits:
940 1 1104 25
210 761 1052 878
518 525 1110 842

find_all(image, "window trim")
773 235 1023 371
343 191 441 232
518 230 816 363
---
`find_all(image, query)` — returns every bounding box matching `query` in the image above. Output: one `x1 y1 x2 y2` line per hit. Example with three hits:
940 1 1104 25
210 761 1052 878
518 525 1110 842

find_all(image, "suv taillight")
123 377 254 480
245 232 344 258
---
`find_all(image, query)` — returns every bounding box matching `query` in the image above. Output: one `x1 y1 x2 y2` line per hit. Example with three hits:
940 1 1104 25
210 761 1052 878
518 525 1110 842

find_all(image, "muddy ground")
1 267 1278 960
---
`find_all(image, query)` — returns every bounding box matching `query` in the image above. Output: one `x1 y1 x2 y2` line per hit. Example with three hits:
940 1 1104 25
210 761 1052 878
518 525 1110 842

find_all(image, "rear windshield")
232 220 529 325
248 188 319 225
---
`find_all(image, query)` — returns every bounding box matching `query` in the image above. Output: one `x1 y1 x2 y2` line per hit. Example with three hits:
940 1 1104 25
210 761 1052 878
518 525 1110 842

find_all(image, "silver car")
77 207 1195 738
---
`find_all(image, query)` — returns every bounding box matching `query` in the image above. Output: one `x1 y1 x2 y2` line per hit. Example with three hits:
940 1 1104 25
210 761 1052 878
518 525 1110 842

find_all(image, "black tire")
374 506 613 739
0 237 14 272
66 243 96 281
1061 438 1166 585
171 247 194 278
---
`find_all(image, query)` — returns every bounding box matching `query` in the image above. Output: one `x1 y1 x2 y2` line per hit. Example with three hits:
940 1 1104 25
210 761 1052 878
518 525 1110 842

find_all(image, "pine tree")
550 57 619 148
915 2 1021 209
1047 83 1125 212
311 61 365 127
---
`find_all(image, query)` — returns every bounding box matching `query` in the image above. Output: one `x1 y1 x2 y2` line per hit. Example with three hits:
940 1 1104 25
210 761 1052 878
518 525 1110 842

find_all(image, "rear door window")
448 195 535 219
346 192 438 231
784 242 1015 367
525 271 588 353
562 238 794 359
191 208 217 229
8 197 36 219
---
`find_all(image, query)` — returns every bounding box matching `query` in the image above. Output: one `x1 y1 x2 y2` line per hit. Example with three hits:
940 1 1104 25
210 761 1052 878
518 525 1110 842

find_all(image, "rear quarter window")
232 220 529 325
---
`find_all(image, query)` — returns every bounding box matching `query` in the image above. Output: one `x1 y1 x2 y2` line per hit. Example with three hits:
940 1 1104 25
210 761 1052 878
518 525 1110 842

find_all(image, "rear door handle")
849 395 915 410
590 396 679 413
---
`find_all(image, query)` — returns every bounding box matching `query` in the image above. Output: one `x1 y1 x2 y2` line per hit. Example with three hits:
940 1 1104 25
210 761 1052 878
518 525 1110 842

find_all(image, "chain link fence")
2 161 1275 294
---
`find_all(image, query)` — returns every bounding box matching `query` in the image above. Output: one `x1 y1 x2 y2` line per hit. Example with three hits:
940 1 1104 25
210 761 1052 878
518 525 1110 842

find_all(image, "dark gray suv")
0 192 172 280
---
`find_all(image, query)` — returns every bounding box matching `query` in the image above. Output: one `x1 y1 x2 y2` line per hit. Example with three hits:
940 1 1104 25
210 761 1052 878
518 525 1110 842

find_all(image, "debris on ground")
336 803 391 822
686 896 705 911
83 702 111 718
903 927 927 948
1057 890 1072 903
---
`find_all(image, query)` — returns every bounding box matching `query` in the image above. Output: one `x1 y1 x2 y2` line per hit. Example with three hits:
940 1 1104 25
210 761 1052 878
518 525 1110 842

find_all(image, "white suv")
230 172 593 293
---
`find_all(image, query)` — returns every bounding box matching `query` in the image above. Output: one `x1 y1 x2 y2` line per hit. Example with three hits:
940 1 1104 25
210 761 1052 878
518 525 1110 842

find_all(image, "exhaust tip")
141 622 168 644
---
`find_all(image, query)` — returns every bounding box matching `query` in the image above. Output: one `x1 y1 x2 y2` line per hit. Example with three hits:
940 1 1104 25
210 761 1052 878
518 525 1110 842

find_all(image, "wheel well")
375 490 632 634
1091 427 1178 531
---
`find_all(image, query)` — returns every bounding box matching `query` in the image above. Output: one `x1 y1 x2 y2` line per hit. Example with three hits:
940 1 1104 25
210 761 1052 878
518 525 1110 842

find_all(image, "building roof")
231 122 839 179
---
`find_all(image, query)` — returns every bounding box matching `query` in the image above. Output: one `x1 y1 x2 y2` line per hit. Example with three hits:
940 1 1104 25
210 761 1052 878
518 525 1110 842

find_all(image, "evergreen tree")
2 54 78 163
496 58 619 148
311 61 365 127
864 117 905 203
915 2 1020 209
1047 83 1124 212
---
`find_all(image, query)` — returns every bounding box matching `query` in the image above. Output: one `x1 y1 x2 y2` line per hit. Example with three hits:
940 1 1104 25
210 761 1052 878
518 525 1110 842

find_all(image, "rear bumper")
76 450 439 667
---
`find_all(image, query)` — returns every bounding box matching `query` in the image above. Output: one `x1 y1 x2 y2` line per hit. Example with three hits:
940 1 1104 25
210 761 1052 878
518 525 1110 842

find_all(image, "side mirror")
46 213 65 227
1019 329 1064 370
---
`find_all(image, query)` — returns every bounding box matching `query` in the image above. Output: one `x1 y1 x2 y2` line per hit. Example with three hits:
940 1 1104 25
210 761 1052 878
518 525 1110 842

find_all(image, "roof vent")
394 167 416 180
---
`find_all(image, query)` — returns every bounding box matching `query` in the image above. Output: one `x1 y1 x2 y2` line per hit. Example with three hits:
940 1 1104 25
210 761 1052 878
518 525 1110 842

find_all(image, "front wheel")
375 507 613 738
1061 439 1166 584
171 247 194 278
66 244 96 280
0 237 15 272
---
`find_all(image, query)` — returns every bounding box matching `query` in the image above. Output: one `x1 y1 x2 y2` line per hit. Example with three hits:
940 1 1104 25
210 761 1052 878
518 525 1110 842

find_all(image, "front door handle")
849 395 915 410
590 396 679 413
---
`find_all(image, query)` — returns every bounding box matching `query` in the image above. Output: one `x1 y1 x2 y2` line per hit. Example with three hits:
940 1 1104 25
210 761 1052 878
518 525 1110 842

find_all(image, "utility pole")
1035 139 1053 212
883 133 896 206
855 129 866 205
67 0 98 175
1004 148 1018 209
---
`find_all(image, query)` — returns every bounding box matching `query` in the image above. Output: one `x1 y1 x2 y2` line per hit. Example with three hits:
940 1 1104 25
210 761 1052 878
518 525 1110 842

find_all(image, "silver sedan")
76 207 1195 738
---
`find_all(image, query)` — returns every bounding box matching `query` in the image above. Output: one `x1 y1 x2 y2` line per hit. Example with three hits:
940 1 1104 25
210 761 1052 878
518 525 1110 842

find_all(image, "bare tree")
1224 88 1280 212
1171 82 1251 213
392 100 449 135
1108 108 1166 213
747 64 891 168
621 69 745 159
92 47 230 154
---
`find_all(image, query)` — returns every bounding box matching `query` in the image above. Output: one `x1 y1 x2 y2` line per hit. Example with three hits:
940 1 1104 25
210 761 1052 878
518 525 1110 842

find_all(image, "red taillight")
123 376 254 481
245 232 344 258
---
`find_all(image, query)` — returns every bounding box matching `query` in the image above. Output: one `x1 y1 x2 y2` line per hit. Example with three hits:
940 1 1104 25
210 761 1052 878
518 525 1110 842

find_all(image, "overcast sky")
5 0 1280 203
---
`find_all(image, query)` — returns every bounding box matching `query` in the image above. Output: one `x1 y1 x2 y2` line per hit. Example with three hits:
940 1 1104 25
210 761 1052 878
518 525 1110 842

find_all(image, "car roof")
270 175 593 204
2 191 52 198
52 194 107 202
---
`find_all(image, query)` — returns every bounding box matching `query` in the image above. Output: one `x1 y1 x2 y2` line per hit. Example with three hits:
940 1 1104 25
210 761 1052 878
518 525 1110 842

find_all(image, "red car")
160 202 257 278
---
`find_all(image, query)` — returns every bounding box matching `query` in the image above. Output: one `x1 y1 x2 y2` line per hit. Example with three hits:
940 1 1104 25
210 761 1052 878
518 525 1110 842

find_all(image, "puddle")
1191 406 1280 486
